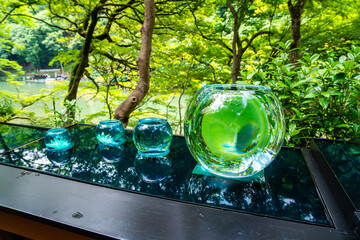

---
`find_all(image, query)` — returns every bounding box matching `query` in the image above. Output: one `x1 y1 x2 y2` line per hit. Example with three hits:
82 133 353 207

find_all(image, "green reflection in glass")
0 124 47 154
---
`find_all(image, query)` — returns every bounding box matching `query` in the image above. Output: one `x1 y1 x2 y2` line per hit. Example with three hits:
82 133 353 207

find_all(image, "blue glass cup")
133 118 173 156
96 120 126 146
44 128 73 151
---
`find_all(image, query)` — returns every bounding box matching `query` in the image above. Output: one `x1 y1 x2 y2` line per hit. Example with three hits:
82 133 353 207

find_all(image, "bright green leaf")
319 98 329 109
339 56 347 63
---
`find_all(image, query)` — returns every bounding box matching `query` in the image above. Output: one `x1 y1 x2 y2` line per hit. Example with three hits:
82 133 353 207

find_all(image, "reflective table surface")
313 138 360 210
0 124 331 226
0 123 47 154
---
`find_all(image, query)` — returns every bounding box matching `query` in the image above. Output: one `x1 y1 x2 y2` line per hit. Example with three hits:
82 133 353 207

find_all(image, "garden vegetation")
0 0 359 147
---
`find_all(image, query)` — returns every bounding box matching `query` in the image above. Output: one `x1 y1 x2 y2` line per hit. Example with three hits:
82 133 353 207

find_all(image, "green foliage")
246 43 360 147
1 0 360 148
0 80 61 124
301 0 360 57
0 97 14 121
0 58 23 79
8 11 70 69
45 99 83 128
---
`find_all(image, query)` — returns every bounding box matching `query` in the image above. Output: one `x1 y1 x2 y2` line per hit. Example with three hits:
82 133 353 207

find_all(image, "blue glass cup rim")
136 149 170 157
137 117 169 126
98 119 123 126
46 128 69 134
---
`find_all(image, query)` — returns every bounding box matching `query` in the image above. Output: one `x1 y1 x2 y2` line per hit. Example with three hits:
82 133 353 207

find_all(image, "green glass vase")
184 84 285 178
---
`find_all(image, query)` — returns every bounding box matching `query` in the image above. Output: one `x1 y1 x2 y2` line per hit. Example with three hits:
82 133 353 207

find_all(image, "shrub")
245 43 360 147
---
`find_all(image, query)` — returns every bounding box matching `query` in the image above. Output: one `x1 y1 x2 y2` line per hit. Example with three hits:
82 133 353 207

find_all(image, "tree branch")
10 13 78 32
94 0 136 41
0 5 21 24
189 2 232 53
0 0 42 24
243 30 272 52
47 0 79 29
84 69 100 99
100 52 137 70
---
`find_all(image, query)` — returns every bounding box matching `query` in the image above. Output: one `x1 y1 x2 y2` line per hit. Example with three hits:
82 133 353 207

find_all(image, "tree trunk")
228 1 270 84
114 0 155 127
288 0 307 65
62 7 101 127
65 62 82 102
64 9 100 102
228 3 241 84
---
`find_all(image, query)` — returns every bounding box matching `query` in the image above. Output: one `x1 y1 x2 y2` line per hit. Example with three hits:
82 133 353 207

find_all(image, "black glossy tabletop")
0 123 47 154
313 138 360 210
0 124 331 226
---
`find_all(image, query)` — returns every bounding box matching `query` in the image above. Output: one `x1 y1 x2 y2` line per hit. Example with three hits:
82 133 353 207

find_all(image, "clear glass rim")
46 128 68 134
99 120 121 125
137 149 170 157
203 84 270 91
138 118 168 126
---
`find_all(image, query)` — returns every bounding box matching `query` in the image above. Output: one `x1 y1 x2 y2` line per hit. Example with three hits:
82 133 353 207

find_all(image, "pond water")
0 80 107 120
0 80 188 132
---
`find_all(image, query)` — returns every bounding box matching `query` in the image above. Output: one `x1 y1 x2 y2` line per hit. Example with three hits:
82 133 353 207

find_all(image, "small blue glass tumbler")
96 120 126 146
44 128 73 151
133 118 173 157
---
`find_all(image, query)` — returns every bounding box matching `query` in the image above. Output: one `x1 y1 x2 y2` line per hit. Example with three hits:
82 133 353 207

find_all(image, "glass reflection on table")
134 153 172 183
98 143 125 163
46 148 73 166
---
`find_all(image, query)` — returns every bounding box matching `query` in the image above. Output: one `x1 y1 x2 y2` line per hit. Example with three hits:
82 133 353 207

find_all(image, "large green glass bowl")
184 84 285 178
